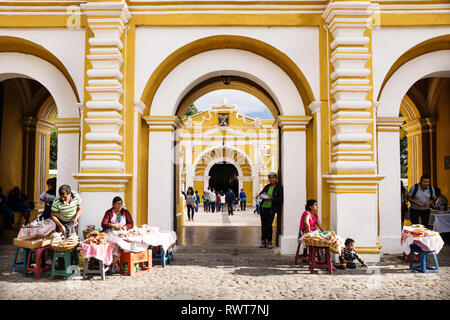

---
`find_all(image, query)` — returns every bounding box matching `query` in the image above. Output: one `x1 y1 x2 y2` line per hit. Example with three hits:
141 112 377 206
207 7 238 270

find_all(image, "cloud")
193 89 273 119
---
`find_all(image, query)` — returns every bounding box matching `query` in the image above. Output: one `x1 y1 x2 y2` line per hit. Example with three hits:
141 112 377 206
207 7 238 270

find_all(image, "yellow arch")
377 34 450 101
400 94 422 123
0 36 81 103
140 35 315 115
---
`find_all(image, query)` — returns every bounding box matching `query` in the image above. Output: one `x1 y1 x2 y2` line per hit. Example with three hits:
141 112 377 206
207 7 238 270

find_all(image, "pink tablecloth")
81 242 114 265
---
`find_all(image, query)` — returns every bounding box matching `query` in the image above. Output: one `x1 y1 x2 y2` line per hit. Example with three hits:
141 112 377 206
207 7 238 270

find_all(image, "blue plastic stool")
151 245 174 267
409 244 439 273
11 247 30 275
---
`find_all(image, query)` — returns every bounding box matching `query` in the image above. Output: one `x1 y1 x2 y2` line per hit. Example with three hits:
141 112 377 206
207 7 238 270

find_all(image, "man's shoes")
260 240 266 248
267 242 273 249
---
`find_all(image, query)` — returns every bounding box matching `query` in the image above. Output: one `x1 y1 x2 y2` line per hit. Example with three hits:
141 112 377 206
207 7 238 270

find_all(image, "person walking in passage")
194 190 200 213
209 188 216 213
182 187 196 222
239 189 247 211
407 174 436 229
203 189 210 212
258 172 283 249
226 188 236 216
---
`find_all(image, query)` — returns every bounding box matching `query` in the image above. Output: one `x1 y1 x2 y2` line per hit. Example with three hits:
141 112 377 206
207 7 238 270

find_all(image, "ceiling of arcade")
1 78 53 118
403 77 449 120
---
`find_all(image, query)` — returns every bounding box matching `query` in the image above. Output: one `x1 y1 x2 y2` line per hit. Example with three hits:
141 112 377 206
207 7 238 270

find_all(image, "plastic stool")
120 250 151 276
11 247 30 275
308 246 335 274
83 257 109 280
152 245 174 267
25 246 53 279
409 244 439 273
51 251 77 280
294 243 309 264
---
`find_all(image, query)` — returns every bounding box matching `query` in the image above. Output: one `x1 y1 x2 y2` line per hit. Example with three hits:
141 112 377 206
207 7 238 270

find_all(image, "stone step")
173 245 282 256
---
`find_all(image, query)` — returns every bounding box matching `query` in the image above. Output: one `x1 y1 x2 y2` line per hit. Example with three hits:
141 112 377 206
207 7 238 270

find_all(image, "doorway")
209 163 239 195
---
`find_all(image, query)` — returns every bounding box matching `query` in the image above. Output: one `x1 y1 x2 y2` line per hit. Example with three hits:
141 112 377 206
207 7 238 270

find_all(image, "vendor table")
429 210 450 233
107 230 177 253
401 227 444 255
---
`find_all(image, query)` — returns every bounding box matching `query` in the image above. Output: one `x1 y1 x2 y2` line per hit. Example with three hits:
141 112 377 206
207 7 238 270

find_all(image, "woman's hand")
112 224 122 230
73 218 78 227
59 223 66 235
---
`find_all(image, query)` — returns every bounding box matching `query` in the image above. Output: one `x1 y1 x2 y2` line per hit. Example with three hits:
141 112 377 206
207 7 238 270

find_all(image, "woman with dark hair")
182 187 196 222
39 177 56 220
101 196 133 233
298 199 324 240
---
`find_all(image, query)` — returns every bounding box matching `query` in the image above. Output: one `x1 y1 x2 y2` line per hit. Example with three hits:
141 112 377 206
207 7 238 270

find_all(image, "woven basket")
51 242 79 252
305 239 329 247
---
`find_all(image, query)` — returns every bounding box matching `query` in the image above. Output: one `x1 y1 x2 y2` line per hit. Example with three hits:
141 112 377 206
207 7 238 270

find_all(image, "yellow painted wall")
193 181 204 197
435 87 450 198
137 116 149 226
0 80 24 195
243 181 253 205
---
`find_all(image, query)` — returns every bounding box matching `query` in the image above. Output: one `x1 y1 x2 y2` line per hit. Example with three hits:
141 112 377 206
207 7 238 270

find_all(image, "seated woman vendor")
298 199 324 239
101 196 133 233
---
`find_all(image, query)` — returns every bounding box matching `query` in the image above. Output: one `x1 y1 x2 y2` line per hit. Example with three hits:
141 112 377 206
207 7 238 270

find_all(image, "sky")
192 89 273 120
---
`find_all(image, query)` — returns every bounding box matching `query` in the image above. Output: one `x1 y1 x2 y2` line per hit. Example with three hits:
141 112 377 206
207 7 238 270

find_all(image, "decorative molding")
323 0 377 174
275 115 312 132
80 1 131 171
144 115 182 131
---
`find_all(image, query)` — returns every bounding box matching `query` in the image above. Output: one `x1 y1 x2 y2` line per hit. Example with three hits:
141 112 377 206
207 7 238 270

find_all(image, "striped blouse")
51 192 82 222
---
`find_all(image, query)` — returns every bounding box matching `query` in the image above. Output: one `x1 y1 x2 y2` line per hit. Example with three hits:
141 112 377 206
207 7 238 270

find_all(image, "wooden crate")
13 237 51 249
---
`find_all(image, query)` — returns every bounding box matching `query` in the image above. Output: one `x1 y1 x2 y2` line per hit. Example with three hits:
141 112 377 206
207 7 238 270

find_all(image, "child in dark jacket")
337 238 368 269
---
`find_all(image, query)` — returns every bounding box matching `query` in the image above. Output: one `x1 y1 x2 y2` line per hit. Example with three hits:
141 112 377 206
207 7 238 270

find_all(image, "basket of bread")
302 231 343 254
83 230 108 245
50 232 80 252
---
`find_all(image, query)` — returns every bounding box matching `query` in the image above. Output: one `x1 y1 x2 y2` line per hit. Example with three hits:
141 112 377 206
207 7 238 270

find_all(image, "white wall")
372 26 450 100
135 27 320 103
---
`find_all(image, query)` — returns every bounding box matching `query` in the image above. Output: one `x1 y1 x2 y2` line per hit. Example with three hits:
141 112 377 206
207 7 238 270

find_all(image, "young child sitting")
336 238 368 269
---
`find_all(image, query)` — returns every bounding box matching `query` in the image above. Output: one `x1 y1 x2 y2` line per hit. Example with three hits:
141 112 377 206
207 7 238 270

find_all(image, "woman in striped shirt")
51 184 82 237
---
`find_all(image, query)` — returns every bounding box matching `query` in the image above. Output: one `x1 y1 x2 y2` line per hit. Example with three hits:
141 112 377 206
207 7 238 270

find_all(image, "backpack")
411 183 434 201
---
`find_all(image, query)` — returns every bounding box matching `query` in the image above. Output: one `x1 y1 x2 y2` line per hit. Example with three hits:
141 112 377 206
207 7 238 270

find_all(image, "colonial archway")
142 37 313 254
376 47 450 253
0 49 81 194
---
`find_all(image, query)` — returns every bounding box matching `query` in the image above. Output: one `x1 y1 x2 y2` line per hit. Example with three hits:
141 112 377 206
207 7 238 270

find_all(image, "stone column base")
378 235 402 254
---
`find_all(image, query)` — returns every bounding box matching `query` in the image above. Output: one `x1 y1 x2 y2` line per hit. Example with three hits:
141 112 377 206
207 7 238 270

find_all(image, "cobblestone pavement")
1 239 449 300
1 210 449 300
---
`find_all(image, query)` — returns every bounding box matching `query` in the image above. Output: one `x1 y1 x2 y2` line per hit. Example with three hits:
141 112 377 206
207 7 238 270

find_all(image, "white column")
308 101 322 219
145 116 181 231
377 117 405 254
133 100 146 224
185 142 194 189
53 118 81 190
80 2 131 171
276 116 312 254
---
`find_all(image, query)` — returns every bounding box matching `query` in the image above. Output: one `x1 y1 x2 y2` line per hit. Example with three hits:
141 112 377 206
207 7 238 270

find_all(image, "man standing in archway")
259 172 283 249
407 174 436 229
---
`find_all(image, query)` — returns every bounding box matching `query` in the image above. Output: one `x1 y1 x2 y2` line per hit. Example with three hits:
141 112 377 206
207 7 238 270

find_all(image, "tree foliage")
183 104 200 118
50 127 57 169
400 129 408 178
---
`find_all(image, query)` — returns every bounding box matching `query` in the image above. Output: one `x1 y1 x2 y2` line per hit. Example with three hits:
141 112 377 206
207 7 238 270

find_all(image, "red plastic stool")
294 243 309 264
25 246 53 279
308 246 335 274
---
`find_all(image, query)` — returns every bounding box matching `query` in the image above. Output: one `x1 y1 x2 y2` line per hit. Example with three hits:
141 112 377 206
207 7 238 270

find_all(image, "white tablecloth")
107 230 177 253
431 212 450 233
401 232 444 255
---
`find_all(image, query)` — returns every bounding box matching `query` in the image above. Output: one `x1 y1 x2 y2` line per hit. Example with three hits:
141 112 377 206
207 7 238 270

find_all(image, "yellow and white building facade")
0 0 449 261
178 100 278 206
